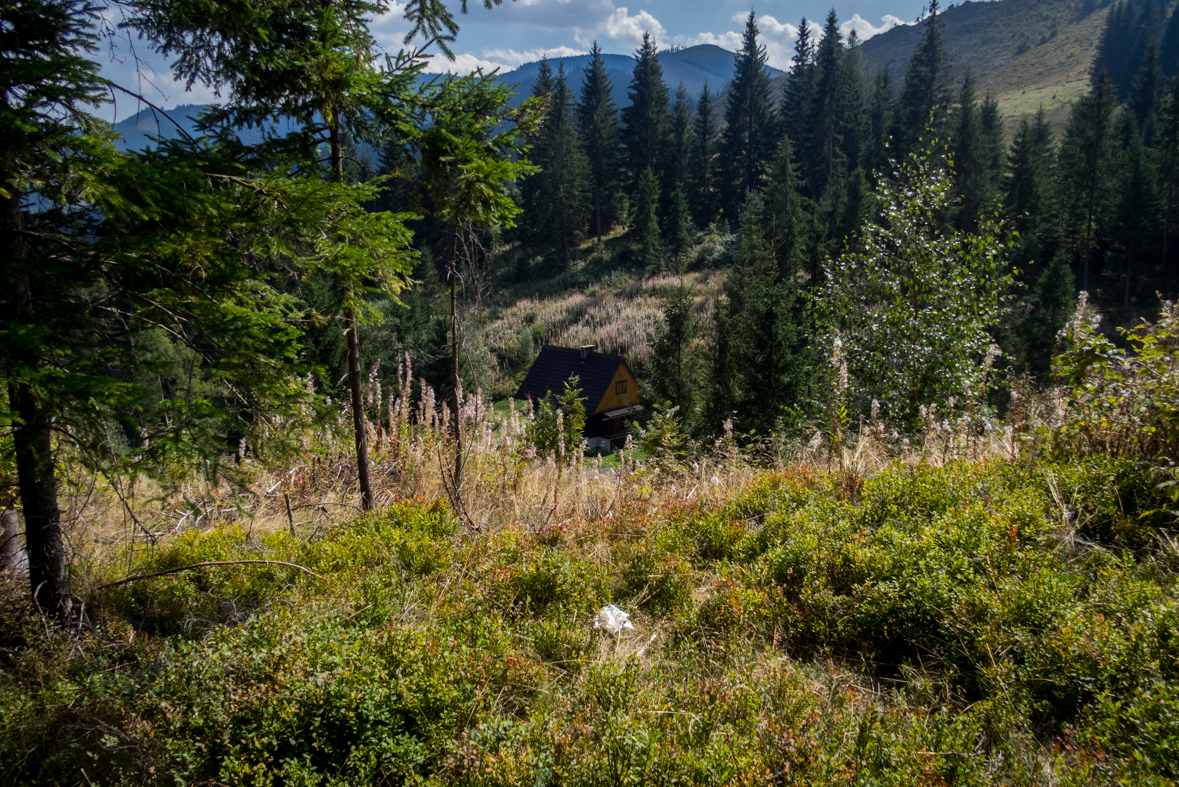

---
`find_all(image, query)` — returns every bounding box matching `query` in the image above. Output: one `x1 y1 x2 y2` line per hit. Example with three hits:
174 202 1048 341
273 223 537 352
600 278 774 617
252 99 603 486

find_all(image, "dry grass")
40 374 1048 594
481 270 725 378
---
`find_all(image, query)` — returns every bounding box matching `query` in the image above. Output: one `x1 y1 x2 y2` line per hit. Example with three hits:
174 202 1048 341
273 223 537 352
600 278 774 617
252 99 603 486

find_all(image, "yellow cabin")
514 344 642 451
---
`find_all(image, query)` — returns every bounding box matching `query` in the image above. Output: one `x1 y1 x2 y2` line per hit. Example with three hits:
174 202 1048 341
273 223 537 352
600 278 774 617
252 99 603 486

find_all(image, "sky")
99 0 943 122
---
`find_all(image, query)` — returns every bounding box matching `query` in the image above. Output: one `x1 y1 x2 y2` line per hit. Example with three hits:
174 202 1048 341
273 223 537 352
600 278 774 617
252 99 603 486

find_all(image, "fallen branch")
105 560 327 588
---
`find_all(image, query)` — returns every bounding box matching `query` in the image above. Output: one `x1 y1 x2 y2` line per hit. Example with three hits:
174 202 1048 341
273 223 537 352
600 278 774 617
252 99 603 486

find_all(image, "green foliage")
619 32 669 191
578 42 621 241
524 376 586 463
1054 295 1179 467
635 403 689 464
631 167 663 272
4 458 1179 785
520 60 588 269
724 191 813 434
719 12 777 205
645 283 700 428
820 140 1013 425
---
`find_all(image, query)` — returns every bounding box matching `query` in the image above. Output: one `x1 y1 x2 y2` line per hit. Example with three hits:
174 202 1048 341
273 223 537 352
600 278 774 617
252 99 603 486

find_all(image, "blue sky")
99 0 939 121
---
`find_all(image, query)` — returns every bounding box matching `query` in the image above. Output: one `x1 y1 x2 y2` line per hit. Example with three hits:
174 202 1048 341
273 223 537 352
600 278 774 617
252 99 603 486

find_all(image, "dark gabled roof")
515 345 625 409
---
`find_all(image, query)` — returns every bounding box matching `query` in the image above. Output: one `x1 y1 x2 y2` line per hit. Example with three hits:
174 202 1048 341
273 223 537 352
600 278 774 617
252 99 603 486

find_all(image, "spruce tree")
1126 0 1164 100
980 93 1006 190
808 10 847 195
621 32 671 191
720 12 778 208
647 283 700 431
2 0 111 615
1108 134 1159 313
896 0 952 157
520 58 556 238
764 137 811 282
1161 3 1179 78
781 18 816 163
1056 74 1120 292
863 66 895 178
1160 72 1179 274
131 0 443 512
667 83 695 203
1004 108 1055 253
666 184 695 266
633 167 664 271
725 192 807 434
578 42 621 244
951 73 989 231
1130 40 1165 145
688 82 721 226
839 29 869 175
1092 1 1136 91
524 62 590 270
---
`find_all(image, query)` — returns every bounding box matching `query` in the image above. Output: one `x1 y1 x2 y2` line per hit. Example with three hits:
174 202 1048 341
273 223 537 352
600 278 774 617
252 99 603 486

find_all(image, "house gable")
593 362 640 414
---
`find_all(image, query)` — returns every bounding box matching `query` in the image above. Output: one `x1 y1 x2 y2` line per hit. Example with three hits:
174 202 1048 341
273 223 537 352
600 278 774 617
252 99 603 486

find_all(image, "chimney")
580 344 597 361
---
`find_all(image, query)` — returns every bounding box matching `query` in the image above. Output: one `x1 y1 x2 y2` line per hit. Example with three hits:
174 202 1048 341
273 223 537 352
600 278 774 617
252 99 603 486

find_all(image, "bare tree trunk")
595 185 602 245
1165 156 1175 275
448 222 464 494
1125 242 1133 313
1 509 25 574
3 189 68 614
345 308 373 510
330 118 373 511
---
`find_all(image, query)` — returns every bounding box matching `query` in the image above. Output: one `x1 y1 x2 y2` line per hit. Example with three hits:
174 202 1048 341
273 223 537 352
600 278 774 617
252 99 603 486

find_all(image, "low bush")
2 458 1178 785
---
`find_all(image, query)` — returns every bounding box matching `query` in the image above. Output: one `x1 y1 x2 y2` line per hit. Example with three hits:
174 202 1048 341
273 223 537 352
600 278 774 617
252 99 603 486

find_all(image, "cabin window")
615 380 627 395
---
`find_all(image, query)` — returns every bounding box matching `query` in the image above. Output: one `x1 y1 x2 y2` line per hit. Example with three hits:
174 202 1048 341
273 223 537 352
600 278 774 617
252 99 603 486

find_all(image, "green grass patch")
2 458 1177 785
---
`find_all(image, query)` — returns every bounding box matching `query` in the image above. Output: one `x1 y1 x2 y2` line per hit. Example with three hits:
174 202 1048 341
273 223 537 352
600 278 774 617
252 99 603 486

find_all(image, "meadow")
2 376 1177 786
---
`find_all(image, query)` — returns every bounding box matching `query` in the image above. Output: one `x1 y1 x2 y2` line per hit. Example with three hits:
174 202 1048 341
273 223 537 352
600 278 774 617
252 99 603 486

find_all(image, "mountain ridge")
113 0 1112 149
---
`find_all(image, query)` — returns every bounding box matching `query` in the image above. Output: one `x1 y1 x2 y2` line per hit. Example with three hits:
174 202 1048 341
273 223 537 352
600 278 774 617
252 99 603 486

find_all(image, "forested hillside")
365 0 1179 442
5 0 1179 784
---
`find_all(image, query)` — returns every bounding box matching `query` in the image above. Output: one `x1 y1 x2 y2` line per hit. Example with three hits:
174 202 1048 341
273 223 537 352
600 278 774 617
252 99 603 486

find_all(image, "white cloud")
421 52 513 74
481 45 588 68
604 7 667 50
686 30 743 51
421 45 589 74
693 12 908 71
840 14 910 41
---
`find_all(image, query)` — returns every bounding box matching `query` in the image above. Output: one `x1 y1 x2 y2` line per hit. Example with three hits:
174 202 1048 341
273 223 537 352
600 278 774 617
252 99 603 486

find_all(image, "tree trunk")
1164 154 1175 274
330 117 373 511
345 308 373 510
3 189 68 614
595 185 602 245
448 222 464 494
1 509 25 575
1125 241 1133 313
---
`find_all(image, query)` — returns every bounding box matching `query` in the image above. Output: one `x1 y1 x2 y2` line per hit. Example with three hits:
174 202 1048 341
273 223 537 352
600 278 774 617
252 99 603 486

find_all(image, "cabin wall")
594 364 640 414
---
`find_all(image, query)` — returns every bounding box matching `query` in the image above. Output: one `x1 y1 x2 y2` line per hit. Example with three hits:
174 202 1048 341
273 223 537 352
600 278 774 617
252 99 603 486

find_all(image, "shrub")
1054 294 1179 463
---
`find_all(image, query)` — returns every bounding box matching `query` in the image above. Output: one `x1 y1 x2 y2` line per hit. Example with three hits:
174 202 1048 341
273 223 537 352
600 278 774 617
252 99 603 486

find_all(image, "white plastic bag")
593 604 635 635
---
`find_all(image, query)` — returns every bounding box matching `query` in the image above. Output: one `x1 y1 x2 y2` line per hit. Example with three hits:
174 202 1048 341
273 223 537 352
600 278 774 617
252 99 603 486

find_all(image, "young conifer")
896 0 952 156
578 42 621 243
720 12 777 207
621 32 671 191
689 83 721 226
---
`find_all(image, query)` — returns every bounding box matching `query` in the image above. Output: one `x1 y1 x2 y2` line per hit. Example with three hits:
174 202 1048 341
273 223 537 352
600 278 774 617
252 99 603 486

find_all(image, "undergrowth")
2 455 1177 785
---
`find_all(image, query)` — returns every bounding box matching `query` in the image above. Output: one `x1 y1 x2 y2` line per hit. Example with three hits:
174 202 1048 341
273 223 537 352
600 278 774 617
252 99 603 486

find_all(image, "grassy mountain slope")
978 4 1110 136
858 0 1111 135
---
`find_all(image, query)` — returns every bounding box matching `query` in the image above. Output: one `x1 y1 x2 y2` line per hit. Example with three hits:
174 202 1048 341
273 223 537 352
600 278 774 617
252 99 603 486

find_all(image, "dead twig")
105 560 328 587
